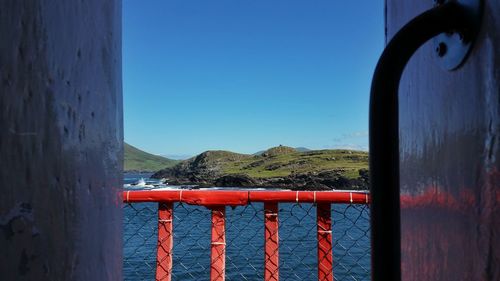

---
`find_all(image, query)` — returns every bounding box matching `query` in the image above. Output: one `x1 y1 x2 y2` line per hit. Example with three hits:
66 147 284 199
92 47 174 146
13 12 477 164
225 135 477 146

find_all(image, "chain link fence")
124 199 370 281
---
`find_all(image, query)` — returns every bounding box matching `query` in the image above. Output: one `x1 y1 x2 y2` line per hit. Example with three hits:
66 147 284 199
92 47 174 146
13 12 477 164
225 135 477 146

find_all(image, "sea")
123 173 371 280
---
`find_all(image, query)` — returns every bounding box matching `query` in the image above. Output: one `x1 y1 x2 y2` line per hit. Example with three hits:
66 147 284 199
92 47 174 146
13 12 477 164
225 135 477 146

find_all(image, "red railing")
123 190 370 281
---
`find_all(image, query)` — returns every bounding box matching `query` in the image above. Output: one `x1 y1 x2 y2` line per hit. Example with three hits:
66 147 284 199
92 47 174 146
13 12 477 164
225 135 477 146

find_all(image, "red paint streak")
264 202 279 281
400 186 476 212
400 168 500 212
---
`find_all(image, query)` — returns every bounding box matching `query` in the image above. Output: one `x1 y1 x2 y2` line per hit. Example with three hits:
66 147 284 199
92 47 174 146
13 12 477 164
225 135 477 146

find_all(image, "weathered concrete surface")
386 0 500 280
0 1 122 280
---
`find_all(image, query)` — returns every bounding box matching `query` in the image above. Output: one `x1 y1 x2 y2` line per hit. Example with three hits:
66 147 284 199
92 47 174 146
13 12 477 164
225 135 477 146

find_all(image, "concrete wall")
386 1 500 280
0 1 123 280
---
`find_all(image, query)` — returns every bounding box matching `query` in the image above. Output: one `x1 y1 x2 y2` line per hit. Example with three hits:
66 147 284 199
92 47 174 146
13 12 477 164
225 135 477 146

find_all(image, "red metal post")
210 206 226 281
156 202 173 281
264 202 279 281
317 203 333 281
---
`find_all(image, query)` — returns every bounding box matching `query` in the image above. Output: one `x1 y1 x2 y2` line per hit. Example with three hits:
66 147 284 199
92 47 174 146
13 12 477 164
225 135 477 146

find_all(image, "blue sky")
123 0 384 158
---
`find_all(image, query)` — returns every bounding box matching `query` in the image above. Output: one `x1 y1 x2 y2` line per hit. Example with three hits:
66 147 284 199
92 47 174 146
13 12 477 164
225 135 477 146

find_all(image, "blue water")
123 174 371 281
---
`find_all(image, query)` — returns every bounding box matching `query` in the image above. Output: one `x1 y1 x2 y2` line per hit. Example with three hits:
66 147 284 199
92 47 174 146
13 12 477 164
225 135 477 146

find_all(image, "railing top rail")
123 189 370 207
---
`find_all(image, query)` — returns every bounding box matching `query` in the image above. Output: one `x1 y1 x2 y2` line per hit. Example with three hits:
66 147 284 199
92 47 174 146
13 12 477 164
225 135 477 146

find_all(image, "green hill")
152 145 369 190
124 143 180 172
222 146 367 179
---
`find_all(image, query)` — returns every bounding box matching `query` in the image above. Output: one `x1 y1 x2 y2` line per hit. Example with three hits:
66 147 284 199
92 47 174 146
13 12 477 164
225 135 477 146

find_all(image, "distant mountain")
160 154 193 160
152 145 369 190
124 143 180 172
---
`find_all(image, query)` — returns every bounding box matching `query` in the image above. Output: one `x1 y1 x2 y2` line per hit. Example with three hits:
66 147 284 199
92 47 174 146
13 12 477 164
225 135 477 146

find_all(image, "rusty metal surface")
386 0 500 280
0 0 122 280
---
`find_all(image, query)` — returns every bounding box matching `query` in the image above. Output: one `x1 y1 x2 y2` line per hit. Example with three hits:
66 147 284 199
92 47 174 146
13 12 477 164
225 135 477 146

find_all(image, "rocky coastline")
152 170 369 191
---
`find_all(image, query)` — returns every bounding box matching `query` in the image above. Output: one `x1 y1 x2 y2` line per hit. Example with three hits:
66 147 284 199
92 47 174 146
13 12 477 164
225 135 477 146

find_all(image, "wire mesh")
123 201 370 281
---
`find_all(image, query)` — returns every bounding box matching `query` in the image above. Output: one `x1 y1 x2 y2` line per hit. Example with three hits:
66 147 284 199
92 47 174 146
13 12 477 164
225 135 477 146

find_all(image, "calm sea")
123 173 371 281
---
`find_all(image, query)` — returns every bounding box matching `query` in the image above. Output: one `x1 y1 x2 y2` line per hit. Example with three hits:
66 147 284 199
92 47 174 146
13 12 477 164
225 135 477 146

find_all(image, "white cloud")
342 131 369 138
326 130 369 151
328 143 368 151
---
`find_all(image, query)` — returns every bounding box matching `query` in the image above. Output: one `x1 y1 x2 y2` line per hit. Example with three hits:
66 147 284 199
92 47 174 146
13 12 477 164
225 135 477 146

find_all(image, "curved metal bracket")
434 0 483 70
369 1 482 281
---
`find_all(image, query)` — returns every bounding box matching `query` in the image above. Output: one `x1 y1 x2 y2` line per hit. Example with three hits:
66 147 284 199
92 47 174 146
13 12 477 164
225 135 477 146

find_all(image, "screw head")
436 42 448 57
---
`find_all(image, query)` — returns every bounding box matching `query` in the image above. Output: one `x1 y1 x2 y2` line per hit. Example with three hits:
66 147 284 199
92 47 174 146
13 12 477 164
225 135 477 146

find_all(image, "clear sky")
123 0 384 158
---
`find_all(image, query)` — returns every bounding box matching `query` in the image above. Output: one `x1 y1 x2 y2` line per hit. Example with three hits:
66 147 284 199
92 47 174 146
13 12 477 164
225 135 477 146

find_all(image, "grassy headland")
124 143 180 172
151 145 369 190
